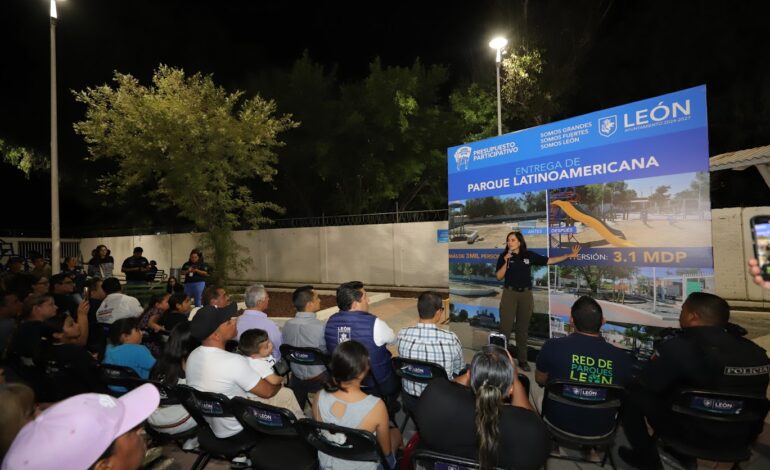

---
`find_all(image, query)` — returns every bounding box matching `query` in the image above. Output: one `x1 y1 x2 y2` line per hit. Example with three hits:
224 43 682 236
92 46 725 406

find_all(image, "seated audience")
282 285 328 408
313 340 401 470
39 314 106 399
0 383 36 462
138 292 170 356
186 303 284 438
325 281 399 397
30 254 51 280
87 244 114 279
2 383 160 470
84 277 108 355
619 292 770 469
188 285 230 321
155 292 191 332
95 277 143 324
103 318 157 391
535 295 633 437
397 291 463 406
61 255 87 295
7 294 58 360
239 328 281 384
239 328 305 418
237 284 283 359
166 275 184 294
0 289 23 357
31 275 49 296
148 322 199 438
416 345 550 470
50 273 81 319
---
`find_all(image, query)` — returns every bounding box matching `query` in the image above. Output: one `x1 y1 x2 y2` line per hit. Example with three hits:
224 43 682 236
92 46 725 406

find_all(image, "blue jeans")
184 281 205 307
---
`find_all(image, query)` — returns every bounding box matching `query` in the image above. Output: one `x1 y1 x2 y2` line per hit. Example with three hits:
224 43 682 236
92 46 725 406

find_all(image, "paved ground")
157 296 770 469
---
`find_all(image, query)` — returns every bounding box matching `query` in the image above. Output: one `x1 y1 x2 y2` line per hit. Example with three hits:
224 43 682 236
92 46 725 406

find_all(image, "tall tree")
73 65 296 281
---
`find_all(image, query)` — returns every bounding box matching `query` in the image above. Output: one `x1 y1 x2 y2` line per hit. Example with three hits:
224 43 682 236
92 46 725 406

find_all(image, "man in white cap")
2 383 160 470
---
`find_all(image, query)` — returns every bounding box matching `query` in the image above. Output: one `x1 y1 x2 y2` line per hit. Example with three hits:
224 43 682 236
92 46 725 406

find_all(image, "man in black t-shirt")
536 296 633 437
619 292 770 469
121 247 150 284
52 273 79 318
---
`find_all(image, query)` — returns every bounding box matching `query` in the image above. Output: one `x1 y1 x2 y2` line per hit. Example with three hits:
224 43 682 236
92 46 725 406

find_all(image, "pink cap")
2 383 160 470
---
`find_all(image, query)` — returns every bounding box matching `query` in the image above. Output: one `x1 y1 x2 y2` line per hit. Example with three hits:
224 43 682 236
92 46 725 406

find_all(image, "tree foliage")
73 65 297 281
0 138 48 178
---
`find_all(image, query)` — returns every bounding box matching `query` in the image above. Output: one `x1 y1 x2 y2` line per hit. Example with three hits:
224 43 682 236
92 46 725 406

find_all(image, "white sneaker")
230 455 251 469
182 437 199 451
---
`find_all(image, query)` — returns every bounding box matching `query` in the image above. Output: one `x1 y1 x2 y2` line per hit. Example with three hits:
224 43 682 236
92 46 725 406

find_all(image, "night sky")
2 0 770 235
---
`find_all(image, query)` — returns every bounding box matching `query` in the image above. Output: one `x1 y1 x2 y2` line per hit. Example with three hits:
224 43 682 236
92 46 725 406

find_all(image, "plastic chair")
657 388 770 469
230 397 317 470
143 380 199 449
296 418 395 470
99 363 144 395
410 448 492 470
174 384 258 470
391 356 449 432
541 379 625 469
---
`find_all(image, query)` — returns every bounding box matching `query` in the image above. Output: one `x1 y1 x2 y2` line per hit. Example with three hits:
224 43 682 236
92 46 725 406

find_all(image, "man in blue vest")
325 281 399 397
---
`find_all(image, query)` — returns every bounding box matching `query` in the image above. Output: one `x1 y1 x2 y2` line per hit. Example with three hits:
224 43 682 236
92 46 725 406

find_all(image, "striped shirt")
397 323 464 396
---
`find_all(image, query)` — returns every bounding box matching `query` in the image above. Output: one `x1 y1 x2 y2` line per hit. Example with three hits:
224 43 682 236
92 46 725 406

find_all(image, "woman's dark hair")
165 276 179 294
168 292 189 313
108 317 138 346
323 340 370 393
189 249 204 262
39 314 67 344
501 231 527 256
90 244 111 262
470 345 515 470
20 294 53 321
150 322 199 386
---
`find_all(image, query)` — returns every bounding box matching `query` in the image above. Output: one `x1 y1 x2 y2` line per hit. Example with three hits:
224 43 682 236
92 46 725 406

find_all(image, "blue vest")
325 311 396 393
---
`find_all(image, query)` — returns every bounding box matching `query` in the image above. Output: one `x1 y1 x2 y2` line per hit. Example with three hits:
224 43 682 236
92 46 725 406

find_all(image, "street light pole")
50 0 61 274
489 36 508 136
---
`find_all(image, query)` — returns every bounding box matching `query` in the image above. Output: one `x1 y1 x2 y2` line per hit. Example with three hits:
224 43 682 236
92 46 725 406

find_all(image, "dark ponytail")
470 345 514 470
323 340 370 393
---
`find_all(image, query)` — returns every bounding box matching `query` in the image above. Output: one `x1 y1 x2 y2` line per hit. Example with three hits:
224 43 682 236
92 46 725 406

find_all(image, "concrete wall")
79 221 449 288
712 206 770 305
11 207 769 302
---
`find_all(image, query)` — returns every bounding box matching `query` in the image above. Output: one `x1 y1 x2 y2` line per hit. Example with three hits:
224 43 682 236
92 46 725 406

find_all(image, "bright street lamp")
489 36 508 136
50 0 61 274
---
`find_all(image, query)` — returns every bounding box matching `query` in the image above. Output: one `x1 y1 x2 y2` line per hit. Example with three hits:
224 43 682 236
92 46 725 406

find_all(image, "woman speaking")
495 231 580 371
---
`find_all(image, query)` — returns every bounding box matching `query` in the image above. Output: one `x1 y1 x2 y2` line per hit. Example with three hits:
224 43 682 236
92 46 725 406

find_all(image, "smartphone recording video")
488 331 507 350
751 216 770 281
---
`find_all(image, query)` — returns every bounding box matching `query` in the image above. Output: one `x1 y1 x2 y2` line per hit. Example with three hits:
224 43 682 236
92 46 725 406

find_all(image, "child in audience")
39 314 107 399
155 292 191 333
238 328 283 385
103 318 156 390
139 293 170 356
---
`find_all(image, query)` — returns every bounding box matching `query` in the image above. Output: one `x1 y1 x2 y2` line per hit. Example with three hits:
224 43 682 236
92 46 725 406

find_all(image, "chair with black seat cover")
541 379 625 469
230 397 317 470
143 380 199 449
100 363 145 396
279 344 331 374
296 419 395 470
656 388 770 469
391 357 448 432
174 384 258 470
410 449 496 470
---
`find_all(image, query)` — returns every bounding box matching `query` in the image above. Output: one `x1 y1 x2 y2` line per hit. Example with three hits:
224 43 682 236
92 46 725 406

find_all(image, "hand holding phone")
750 216 770 282
488 331 508 350
83 286 90 301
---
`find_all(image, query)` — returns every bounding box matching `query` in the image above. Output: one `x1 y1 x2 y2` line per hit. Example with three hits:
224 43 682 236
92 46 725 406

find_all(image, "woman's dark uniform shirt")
496 250 548 289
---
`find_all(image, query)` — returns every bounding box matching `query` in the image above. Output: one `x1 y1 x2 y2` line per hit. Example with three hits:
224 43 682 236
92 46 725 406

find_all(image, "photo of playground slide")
548 172 712 249
549 264 714 327
449 192 549 249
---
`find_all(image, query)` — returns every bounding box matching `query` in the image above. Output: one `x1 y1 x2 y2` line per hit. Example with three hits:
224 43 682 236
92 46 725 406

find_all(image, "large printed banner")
447 86 713 350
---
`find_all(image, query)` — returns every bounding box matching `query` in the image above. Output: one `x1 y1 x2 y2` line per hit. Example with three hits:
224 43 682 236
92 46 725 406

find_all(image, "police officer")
495 231 580 371
619 292 770 469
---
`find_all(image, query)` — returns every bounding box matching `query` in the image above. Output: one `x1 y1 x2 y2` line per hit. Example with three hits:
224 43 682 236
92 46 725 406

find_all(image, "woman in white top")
312 340 401 470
